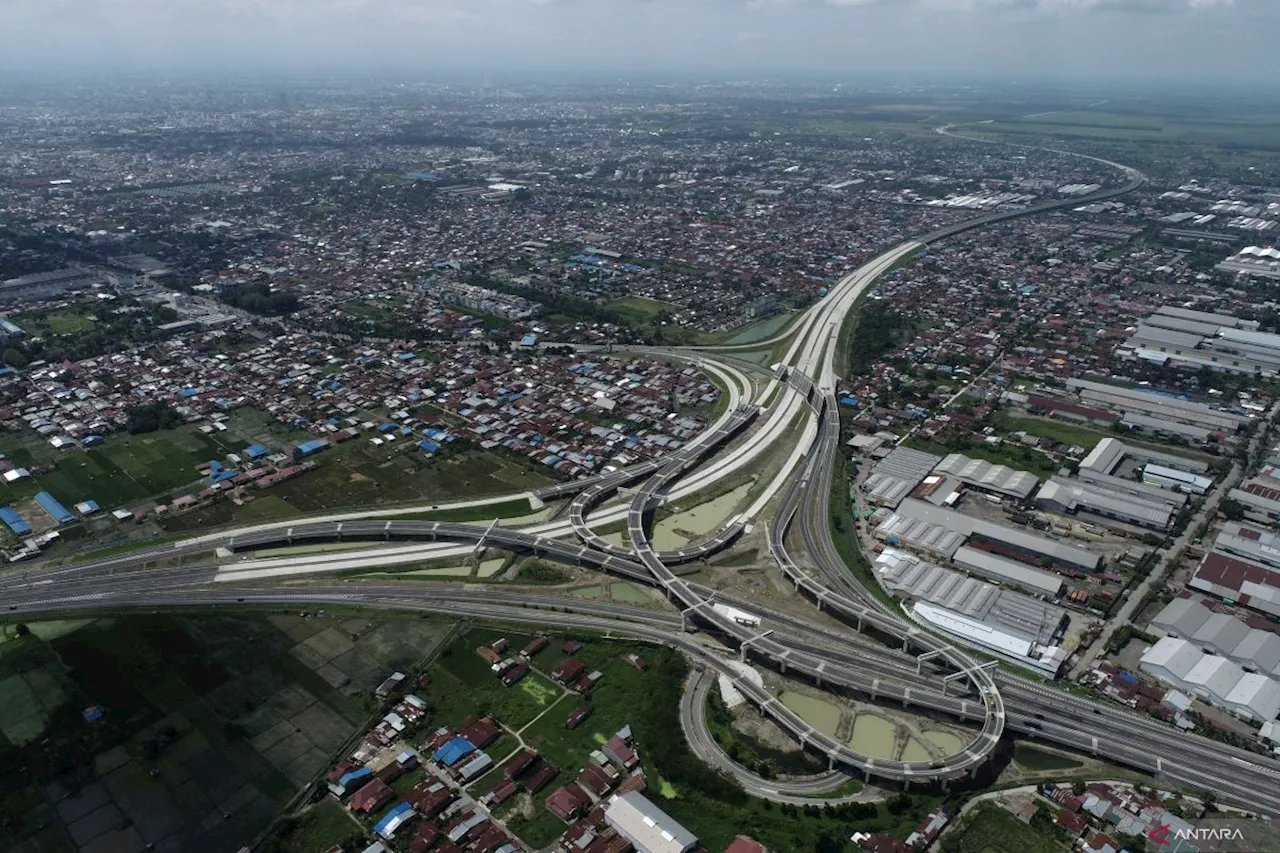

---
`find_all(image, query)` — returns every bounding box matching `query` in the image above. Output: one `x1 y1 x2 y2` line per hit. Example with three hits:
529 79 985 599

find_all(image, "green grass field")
605 296 678 325
983 107 1280 150
0 427 243 511
947 802 1067 853
906 437 1056 480
724 311 796 345
996 414 1107 451
421 628 569 731
257 799 363 853
13 305 97 336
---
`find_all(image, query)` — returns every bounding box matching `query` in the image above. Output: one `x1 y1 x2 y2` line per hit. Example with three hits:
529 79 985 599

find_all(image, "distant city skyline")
1 0 1273 83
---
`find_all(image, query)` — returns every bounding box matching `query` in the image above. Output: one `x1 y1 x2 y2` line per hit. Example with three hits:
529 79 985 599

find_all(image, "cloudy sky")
0 0 1272 82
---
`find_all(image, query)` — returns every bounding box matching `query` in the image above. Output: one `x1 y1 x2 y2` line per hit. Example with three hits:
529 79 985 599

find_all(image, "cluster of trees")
2 301 180 367
631 650 747 806
220 283 299 316
125 401 183 434
847 304 914 377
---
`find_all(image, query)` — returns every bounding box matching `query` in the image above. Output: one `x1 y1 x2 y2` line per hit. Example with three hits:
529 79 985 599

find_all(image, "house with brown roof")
458 715 502 748
564 703 593 729
502 663 530 686
724 838 768 853
522 636 550 657
602 734 638 770
408 824 439 853
350 778 394 814
574 670 603 694
504 749 539 779
553 658 586 684
487 779 519 807
523 761 559 793
576 761 619 799
1058 810 1089 837
546 785 591 822
407 779 455 818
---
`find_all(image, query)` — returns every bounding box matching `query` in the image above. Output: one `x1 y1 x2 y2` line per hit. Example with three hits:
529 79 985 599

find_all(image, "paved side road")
678 666 885 806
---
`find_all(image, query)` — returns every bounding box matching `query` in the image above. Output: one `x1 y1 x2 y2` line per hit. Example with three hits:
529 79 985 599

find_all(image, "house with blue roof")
432 736 475 767
327 766 372 796
0 507 31 536
244 444 269 460
35 491 74 525
373 802 415 840
417 440 440 454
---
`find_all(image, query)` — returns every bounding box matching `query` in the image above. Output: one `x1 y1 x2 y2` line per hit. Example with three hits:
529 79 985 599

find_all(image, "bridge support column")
902 779 911 791
968 766 977 779
829 754 836 771
864 769 871 782
856 615 863 632
941 778 950 792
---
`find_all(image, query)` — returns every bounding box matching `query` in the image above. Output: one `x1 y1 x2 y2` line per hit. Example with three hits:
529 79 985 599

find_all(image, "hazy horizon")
1 0 1274 84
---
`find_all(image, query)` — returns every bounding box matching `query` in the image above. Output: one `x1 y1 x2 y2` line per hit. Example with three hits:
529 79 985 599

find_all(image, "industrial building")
1034 479 1173 531
1216 246 1280 281
1140 637 1280 723
604 792 697 853
1079 437 1211 484
1189 550 1280 620
1140 636 1203 684
932 453 1039 500
1125 306 1280 378
1079 437 1126 475
1213 521 1280 571
951 545 1065 597
1143 463 1212 495
1227 479 1280 525
1075 468 1188 508
891 498 1101 573
1189 612 1251 658
863 446 943 508
1184 655 1246 707
0 267 102 303
0 317 25 345
875 549 1068 648
911 601 1068 675
1119 411 1212 443
1066 378 1249 432
873 513 966 560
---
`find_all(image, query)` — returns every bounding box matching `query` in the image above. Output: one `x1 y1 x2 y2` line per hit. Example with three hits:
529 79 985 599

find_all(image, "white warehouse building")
1140 637 1280 724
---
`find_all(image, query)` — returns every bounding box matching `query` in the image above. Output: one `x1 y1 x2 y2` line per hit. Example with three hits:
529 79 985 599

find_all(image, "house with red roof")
349 778 393 814
546 784 591 822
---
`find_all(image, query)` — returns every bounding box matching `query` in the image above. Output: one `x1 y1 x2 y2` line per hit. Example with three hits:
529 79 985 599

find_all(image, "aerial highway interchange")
3 139 1280 819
